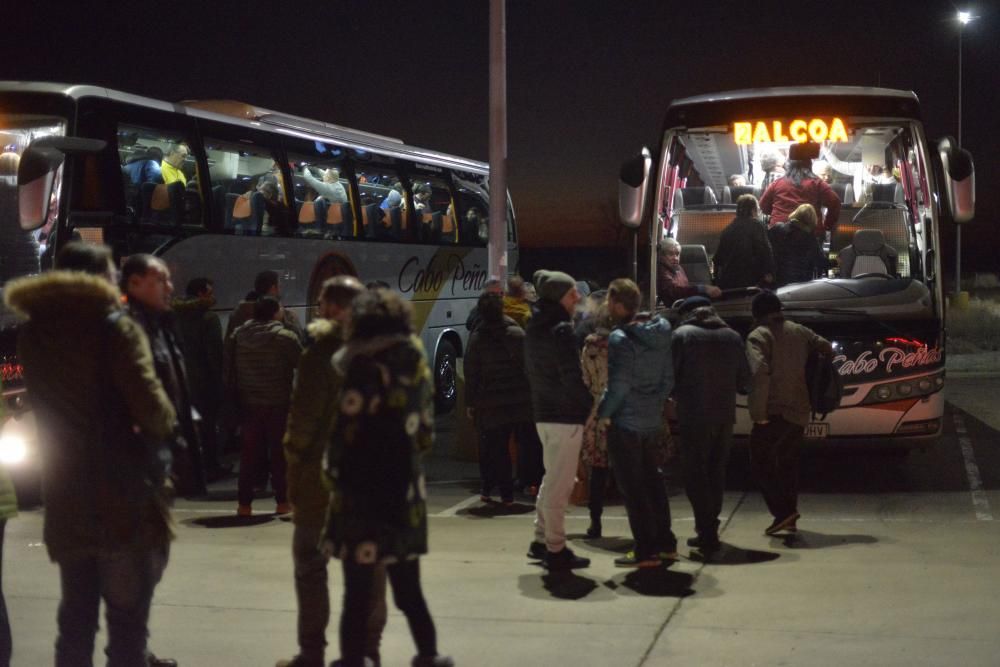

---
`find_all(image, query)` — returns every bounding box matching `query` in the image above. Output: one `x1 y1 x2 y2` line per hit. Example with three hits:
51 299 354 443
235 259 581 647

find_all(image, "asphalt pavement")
5 375 1000 666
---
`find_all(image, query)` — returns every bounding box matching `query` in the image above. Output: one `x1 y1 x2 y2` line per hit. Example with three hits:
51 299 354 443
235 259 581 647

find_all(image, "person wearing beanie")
767 203 829 287
746 291 832 536
524 269 592 571
712 194 776 290
759 142 841 234
672 299 750 555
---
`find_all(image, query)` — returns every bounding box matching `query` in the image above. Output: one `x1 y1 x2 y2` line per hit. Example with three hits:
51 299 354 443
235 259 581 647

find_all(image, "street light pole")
955 10 972 295
488 0 508 285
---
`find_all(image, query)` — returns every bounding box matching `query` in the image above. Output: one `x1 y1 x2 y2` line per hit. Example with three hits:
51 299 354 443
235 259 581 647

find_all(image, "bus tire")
434 339 458 414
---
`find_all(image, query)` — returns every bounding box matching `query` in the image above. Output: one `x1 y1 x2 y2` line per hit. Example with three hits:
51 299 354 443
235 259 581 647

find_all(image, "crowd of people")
1 231 832 665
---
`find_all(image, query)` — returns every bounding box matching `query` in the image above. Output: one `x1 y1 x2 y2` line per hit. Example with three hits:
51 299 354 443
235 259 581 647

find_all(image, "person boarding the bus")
226 270 304 341
712 194 775 290
597 278 677 568
671 296 750 555
768 204 829 287
277 275 381 667
301 166 348 204
760 142 840 235
656 238 721 306
160 142 189 186
122 254 207 498
524 270 592 570
746 291 832 536
5 241 178 667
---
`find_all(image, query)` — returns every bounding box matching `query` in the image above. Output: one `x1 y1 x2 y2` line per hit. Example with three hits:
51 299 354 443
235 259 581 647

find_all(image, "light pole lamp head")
958 10 973 25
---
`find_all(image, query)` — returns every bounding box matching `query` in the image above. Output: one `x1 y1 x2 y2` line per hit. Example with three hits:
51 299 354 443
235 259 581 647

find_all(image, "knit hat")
751 290 783 319
533 270 576 303
678 295 711 315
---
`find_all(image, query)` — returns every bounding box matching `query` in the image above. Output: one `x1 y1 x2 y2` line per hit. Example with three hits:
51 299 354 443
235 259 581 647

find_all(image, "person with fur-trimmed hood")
4 241 178 667
671 296 751 554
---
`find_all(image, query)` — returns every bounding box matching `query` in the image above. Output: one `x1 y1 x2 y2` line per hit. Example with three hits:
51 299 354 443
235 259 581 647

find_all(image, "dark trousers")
679 421 734 541
514 421 544 488
238 404 288 507
292 524 389 663
749 416 804 521
607 425 676 557
340 558 436 667
0 521 8 667
588 466 612 521
55 545 168 667
478 425 514 501
197 405 222 476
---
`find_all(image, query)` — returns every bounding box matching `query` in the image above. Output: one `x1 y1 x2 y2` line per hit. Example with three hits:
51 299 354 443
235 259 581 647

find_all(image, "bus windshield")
659 116 932 285
0 115 66 288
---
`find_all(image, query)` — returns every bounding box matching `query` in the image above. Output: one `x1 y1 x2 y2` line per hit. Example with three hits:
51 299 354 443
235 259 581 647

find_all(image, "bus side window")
117 123 202 227
205 138 289 237
411 175 457 245
287 149 352 240
356 165 407 242
453 187 488 246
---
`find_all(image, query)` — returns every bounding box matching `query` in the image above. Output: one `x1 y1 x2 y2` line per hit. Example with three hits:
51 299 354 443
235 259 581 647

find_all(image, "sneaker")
686 536 721 552
275 656 323 667
412 656 455 667
237 504 252 517
765 512 801 536
275 502 292 515
545 547 591 571
614 550 662 568
147 654 178 667
527 540 547 560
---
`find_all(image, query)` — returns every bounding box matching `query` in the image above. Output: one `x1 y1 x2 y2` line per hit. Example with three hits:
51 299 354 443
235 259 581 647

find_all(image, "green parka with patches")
324 335 433 563
282 318 345 528
4 272 177 562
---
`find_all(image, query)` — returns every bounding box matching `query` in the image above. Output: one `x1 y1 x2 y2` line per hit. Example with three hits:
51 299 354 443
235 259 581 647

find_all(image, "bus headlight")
864 371 944 405
917 378 933 393
897 383 913 396
876 385 893 401
0 434 27 465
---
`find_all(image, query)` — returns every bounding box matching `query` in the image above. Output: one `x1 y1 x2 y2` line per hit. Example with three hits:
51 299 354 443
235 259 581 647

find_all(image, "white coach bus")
619 86 976 447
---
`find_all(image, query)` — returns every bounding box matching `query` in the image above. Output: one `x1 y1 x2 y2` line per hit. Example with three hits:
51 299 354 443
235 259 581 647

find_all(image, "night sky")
3 1 998 271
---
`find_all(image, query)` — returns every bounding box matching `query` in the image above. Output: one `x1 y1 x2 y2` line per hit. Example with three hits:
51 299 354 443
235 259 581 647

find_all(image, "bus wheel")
434 339 458 414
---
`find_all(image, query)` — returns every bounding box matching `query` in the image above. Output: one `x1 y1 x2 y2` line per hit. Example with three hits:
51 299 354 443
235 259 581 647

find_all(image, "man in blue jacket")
597 278 677 568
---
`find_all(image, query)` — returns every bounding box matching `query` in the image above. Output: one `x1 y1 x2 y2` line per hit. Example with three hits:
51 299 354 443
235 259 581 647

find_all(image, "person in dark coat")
173 277 226 481
671 296 751 554
226 270 303 341
323 289 453 667
5 242 177 667
768 204 829 287
465 292 533 505
122 254 207 498
713 194 776 290
464 279 502 332
524 270 593 571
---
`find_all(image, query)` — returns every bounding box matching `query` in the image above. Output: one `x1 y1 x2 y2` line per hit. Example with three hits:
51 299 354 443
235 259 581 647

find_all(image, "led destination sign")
733 118 849 145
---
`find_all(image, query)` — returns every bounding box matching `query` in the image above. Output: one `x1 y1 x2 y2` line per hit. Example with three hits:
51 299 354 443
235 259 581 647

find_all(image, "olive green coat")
283 318 345 528
4 272 177 561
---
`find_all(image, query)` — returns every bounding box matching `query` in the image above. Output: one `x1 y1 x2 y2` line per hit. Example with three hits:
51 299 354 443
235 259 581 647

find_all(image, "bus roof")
0 81 489 173
664 86 922 129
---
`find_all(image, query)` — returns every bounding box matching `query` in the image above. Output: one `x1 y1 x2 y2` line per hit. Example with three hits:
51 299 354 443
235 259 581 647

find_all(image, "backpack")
805 350 843 420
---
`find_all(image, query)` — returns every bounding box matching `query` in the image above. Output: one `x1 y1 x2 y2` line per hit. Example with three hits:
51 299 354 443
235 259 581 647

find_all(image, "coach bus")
619 86 976 447
0 82 516 497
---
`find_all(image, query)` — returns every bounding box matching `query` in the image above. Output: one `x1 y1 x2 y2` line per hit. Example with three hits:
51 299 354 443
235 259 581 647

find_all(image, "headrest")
871 183 898 202
852 229 886 253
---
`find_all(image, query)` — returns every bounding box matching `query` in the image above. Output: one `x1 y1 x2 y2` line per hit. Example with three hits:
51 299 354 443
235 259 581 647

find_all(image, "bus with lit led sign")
619 86 977 447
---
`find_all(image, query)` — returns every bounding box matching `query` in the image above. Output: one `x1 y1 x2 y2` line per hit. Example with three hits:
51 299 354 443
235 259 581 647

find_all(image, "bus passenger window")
452 172 490 246
411 176 457 245
205 138 289 237
356 165 407 242
288 149 352 239
117 124 202 227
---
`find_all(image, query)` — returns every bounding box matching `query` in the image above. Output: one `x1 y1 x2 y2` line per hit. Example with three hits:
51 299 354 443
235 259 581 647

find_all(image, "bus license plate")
805 423 829 439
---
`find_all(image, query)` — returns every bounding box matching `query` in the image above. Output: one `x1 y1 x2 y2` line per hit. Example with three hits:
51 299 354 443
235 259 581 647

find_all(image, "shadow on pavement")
184 515 275 529
458 502 535 519
775 530 879 549
518 572 615 602
610 567 697 598
687 543 782 565
579 536 633 554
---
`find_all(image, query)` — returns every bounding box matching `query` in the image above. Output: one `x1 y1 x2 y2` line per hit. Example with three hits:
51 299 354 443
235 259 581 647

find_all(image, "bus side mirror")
17 137 106 231
618 147 652 230
937 137 975 224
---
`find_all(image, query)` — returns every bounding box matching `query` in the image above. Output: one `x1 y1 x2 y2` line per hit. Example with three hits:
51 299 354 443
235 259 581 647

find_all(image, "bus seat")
440 212 456 242
140 181 183 224
838 229 898 278
680 186 717 207
421 212 443 244
361 203 380 239
212 185 226 227
230 191 263 235
871 182 904 204
382 206 402 240
722 185 755 204
831 182 856 205
325 202 353 238
298 200 317 224
680 244 712 284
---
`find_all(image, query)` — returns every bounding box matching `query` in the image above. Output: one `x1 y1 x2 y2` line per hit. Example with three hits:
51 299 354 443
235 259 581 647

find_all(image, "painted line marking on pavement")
434 495 484 517
953 412 994 521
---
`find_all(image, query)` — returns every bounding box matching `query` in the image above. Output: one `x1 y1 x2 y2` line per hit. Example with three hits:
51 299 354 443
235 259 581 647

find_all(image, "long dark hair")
784 160 818 187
